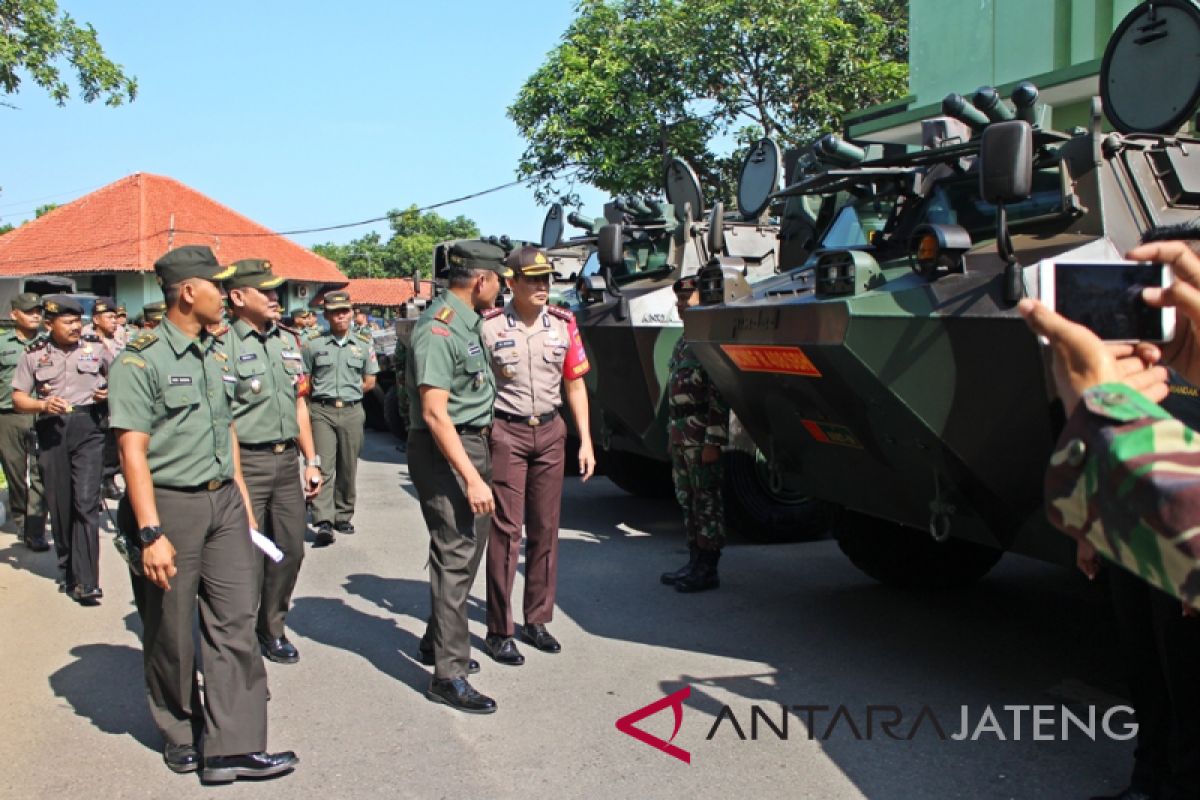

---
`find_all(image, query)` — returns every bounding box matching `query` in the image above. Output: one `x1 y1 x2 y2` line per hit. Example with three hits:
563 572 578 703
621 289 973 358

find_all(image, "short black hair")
447 264 486 289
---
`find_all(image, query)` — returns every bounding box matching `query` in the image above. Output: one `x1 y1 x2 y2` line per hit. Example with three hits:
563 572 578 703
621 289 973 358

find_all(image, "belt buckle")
527 415 540 427
334 400 345 408
205 479 222 491
272 442 286 454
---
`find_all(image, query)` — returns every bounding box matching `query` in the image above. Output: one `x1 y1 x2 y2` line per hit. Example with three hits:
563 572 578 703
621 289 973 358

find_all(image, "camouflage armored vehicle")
565 140 831 541
682 1 1200 585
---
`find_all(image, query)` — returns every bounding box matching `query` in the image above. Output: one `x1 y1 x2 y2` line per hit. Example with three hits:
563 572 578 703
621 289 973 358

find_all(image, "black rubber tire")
600 449 675 498
363 385 388 432
834 509 1004 589
722 450 832 543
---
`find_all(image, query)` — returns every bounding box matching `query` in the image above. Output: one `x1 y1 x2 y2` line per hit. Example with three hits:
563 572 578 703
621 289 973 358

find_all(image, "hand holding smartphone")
1038 260 1175 342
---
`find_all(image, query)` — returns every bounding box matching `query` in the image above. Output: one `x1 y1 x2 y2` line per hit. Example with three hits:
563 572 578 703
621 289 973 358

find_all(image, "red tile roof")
0 173 347 284
336 278 434 309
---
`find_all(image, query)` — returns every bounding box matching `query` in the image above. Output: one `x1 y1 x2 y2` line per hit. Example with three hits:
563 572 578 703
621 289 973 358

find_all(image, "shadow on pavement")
48 642 159 751
340 573 491 657
0 538 58 586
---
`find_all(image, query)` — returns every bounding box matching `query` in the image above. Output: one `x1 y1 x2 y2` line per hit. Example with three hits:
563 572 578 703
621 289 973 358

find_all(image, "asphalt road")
0 431 1137 799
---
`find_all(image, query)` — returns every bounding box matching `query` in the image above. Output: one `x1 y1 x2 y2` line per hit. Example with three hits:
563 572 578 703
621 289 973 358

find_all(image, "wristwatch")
138 525 163 546
305 456 321 468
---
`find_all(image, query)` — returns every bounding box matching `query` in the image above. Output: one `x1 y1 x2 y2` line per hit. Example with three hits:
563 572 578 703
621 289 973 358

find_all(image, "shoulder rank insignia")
126 332 159 352
356 329 373 343
547 305 575 321
81 332 101 342
481 307 503 320
120 355 146 369
25 339 48 353
434 306 455 324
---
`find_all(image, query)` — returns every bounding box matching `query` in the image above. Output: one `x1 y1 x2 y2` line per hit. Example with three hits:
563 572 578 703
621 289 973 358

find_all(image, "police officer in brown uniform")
12 296 113 603
479 246 594 664
0 292 47 550
222 259 322 664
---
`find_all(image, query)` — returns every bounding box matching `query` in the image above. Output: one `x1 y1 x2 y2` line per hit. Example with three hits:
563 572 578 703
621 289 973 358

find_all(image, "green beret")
93 296 118 315
323 290 352 311
447 241 512 277
11 292 42 312
154 245 237 287
43 294 84 317
226 258 286 291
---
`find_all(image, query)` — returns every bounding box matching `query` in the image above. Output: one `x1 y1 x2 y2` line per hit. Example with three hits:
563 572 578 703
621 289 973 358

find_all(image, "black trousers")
35 409 104 588
1110 568 1200 800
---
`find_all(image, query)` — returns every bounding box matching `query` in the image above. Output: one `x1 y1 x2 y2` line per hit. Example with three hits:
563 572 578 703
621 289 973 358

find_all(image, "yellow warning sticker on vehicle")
720 344 822 377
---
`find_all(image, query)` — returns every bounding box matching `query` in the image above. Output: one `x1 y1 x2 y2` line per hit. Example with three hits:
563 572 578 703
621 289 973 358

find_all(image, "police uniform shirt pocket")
34 363 64 385
542 342 567 364
76 357 102 374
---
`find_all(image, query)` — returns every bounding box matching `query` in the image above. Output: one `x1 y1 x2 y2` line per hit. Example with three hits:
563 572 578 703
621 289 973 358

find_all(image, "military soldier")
407 240 509 714
84 296 124 499
12 295 114 603
480 246 594 665
292 308 320 341
0 293 47 551
108 245 298 782
115 304 133 346
302 290 379 546
660 276 729 593
222 259 323 664
143 300 166 329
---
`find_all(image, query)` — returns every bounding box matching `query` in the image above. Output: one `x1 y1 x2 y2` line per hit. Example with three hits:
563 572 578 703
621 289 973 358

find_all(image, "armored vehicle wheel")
723 451 832 543
363 385 388 432
600 449 674 499
383 386 407 441
834 510 1003 589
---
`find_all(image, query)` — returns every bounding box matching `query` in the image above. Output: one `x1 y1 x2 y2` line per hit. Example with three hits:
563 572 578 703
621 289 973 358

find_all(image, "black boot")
660 546 699 585
22 514 49 552
675 549 720 593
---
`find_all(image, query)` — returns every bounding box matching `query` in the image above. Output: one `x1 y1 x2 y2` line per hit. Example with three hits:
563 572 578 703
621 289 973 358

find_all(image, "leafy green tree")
313 206 480 279
0 0 136 106
34 202 57 217
0 223 13 236
509 0 907 207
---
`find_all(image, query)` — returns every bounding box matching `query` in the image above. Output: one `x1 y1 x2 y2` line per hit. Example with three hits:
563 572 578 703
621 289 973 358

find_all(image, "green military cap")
154 245 237 286
294 308 314 318
42 294 84 317
323 290 353 311
447 241 512 277
144 301 166 322
11 292 42 312
505 245 554 277
226 258 286 290
92 296 118 315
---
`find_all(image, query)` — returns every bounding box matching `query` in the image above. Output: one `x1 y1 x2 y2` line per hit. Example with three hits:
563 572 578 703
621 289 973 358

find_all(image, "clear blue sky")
0 1 607 250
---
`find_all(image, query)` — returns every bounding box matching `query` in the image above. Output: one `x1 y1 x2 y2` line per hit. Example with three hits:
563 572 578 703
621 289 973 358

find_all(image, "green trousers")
309 401 365 526
0 410 44 534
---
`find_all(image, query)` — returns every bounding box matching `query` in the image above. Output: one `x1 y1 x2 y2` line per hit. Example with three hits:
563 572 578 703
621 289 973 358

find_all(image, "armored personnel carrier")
684 1 1200 585
566 140 831 541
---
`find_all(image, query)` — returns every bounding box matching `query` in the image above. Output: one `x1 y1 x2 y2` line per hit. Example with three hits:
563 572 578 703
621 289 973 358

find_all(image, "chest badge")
502 365 516 379
250 378 263 394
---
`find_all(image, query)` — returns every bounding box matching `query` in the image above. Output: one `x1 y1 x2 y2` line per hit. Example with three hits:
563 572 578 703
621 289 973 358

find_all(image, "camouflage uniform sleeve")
1045 382 1200 608
703 378 729 447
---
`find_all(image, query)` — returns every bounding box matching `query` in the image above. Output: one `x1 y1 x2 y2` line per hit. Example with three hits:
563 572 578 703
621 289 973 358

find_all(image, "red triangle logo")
615 686 691 764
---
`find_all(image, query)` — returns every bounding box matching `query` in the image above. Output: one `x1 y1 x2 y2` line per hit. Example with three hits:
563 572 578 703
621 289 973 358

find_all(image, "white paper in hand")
250 528 284 563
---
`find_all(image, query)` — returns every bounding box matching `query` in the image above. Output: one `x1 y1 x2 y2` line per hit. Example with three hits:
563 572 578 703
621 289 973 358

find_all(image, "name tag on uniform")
492 339 515 350
282 350 302 361
466 342 482 356
222 374 237 384
238 353 257 362
169 375 193 385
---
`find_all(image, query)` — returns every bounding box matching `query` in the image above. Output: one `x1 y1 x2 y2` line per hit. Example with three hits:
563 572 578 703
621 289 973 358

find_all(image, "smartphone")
1038 260 1175 342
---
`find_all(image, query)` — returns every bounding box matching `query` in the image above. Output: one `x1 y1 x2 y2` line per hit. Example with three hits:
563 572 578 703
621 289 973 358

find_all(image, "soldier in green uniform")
407 240 509 714
143 301 166 329
223 259 323 664
0 293 47 550
660 276 729 593
302 290 378 546
108 245 298 783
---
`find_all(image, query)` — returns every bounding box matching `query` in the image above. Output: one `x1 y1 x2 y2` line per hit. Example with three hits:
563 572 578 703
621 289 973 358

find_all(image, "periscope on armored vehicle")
682 1 1200 587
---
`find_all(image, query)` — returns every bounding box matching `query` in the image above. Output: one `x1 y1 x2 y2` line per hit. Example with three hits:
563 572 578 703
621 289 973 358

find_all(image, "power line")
0 182 106 211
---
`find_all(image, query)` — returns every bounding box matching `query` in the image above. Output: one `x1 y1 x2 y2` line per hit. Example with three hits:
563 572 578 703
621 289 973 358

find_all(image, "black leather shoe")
661 547 699 585
426 677 496 714
333 521 355 534
485 634 525 665
675 550 721 593
22 535 50 552
418 647 479 674
259 634 299 664
163 743 199 774
522 623 561 653
71 585 103 605
313 523 335 547
201 751 298 783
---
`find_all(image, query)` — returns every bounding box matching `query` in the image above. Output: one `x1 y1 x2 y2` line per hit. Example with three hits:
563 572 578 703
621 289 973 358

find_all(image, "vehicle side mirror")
706 202 725 257
979 120 1032 204
597 224 624 270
